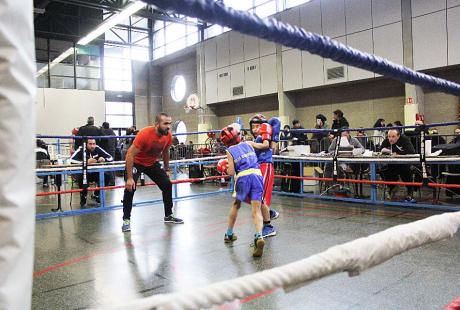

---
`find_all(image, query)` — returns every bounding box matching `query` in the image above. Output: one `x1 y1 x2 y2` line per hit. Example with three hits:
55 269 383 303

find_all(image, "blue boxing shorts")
233 173 264 202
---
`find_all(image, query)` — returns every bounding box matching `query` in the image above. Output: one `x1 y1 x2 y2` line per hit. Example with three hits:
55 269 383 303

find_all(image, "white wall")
203 0 405 104
36 88 105 135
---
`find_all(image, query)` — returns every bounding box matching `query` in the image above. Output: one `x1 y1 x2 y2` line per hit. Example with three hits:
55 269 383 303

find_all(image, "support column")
276 45 296 127
402 0 425 126
0 0 36 308
196 43 218 144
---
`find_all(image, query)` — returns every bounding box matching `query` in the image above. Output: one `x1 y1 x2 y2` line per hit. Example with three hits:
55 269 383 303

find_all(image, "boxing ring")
35 152 460 219
36 118 460 220
4 0 460 308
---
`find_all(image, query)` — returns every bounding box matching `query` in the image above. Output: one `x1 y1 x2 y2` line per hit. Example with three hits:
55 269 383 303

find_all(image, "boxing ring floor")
33 188 460 310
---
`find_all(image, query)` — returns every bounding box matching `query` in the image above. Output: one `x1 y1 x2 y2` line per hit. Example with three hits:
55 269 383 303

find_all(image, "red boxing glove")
217 158 229 174
258 123 273 141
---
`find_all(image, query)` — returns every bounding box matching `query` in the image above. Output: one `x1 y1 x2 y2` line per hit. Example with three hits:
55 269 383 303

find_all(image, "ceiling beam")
49 0 202 26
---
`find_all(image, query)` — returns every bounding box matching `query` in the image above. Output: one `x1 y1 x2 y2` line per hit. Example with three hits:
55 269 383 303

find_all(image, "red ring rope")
274 175 460 189
36 173 460 197
36 175 231 197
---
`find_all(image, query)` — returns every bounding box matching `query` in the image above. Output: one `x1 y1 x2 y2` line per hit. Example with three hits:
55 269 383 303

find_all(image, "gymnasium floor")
33 187 460 309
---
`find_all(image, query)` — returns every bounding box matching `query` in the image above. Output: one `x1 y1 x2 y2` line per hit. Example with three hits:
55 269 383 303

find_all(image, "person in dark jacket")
120 126 138 160
75 116 101 148
450 127 460 144
290 119 308 145
279 125 291 149
35 139 50 188
331 110 349 130
379 129 416 202
70 138 113 206
100 122 117 185
311 114 329 152
99 122 117 157
330 110 349 138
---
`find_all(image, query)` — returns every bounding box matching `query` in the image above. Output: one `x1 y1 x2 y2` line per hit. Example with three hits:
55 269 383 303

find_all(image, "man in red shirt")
122 113 184 232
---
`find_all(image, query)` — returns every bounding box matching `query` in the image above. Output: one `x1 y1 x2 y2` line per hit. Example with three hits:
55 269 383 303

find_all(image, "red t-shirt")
133 126 172 167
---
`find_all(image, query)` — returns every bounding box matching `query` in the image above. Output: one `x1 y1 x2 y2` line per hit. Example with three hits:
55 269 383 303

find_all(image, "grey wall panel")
448 6 460 65
345 0 372 34
282 49 303 91
216 33 230 68
373 22 404 70
244 59 261 98
300 0 322 35
302 52 324 88
217 67 231 102
448 0 460 8
372 0 401 27
413 11 447 70
260 54 277 95
279 7 301 51
324 36 348 84
243 34 260 61
205 70 218 104
230 63 245 100
229 31 244 65
321 0 346 38
347 30 374 80
259 38 276 57
411 0 446 17
204 39 217 72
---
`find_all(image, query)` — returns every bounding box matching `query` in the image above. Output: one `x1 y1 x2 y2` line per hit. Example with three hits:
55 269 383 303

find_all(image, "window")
76 44 101 90
255 1 277 18
49 39 75 89
103 45 132 91
204 24 224 39
131 46 149 61
223 0 254 11
153 17 200 59
285 0 312 9
173 120 187 144
105 101 134 128
171 75 187 102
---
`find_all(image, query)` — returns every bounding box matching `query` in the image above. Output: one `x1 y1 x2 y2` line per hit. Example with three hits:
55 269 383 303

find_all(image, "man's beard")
158 127 169 136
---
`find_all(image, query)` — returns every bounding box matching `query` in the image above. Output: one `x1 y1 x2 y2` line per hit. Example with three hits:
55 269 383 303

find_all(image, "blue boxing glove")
268 117 281 142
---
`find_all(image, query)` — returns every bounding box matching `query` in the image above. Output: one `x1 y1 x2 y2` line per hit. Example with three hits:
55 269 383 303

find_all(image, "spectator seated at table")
70 138 113 206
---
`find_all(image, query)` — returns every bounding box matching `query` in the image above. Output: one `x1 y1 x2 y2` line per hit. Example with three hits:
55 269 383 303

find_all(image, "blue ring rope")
144 0 460 96
36 120 460 140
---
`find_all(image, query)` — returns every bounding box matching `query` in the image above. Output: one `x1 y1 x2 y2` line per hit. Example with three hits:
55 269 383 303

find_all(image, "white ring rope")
104 212 460 310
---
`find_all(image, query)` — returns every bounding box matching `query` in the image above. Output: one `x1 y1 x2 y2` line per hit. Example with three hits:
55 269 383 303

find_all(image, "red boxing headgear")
220 125 241 147
207 132 216 139
249 114 267 136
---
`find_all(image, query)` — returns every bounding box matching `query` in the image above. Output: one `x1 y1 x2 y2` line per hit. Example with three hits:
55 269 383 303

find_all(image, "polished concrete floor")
33 186 460 310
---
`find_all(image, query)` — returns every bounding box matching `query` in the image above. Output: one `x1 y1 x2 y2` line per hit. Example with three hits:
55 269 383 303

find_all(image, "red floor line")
444 296 460 310
239 287 279 303
33 255 92 277
34 213 236 278
33 233 166 278
217 288 279 310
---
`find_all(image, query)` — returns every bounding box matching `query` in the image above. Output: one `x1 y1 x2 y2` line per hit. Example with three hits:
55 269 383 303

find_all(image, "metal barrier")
273 155 460 212
36 156 230 219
